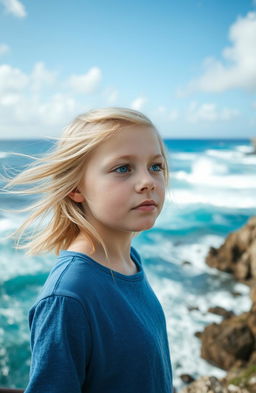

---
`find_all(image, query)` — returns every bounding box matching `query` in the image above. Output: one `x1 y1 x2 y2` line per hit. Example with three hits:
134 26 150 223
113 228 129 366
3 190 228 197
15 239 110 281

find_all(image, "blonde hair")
3 107 170 262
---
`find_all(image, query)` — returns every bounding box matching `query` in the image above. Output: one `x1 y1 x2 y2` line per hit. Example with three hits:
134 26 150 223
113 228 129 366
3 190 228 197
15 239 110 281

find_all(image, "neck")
76 227 135 267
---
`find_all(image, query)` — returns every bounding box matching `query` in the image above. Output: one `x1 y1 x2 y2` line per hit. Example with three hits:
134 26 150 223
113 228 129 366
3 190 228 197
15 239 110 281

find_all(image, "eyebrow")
109 154 164 161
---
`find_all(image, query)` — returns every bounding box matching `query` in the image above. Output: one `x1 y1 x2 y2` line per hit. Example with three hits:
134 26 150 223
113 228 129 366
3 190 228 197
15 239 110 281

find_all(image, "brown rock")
200 313 254 370
206 217 256 283
182 260 192 266
208 306 235 320
248 303 256 337
223 362 256 393
250 285 256 303
195 331 202 338
231 291 243 297
248 217 256 228
249 240 256 278
180 217 256 393
250 138 256 154
178 376 227 393
248 351 256 366
187 306 200 312
235 252 251 281
178 374 254 392
180 374 195 384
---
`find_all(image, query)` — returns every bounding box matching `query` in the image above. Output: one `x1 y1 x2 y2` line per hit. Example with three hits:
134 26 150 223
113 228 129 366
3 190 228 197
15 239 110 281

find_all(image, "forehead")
92 125 162 160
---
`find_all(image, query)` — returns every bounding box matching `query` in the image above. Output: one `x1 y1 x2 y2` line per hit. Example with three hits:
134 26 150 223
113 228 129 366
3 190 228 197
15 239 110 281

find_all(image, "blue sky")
0 0 256 138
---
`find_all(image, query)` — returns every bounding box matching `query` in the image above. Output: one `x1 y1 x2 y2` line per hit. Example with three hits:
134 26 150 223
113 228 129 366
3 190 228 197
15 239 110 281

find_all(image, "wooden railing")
0 389 24 393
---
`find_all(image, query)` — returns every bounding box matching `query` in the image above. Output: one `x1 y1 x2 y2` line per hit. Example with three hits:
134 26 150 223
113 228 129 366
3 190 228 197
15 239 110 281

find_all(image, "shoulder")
28 294 92 358
29 294 88 326
33 253 96 308
32 246 143 309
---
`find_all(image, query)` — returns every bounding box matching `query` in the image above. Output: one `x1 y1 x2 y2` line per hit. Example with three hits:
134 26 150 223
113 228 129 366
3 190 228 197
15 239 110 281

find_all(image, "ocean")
0 138 255 390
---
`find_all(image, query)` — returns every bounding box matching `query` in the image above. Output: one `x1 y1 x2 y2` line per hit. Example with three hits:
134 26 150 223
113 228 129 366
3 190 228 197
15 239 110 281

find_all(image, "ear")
68 188 85 203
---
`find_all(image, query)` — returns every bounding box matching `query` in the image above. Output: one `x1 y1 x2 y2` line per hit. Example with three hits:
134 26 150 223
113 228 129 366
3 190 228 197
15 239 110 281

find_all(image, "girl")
5 107 173 393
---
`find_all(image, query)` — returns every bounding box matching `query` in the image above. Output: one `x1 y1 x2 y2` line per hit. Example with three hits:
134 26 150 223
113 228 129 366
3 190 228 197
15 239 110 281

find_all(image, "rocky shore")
178 217 256 393
248 138 256 155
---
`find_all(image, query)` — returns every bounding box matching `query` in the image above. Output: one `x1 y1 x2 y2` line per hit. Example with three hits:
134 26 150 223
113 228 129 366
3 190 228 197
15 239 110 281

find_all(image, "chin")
132 221 156 231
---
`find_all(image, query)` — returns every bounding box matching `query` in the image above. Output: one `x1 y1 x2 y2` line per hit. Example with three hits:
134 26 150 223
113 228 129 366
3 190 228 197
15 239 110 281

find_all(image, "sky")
0 0 256 139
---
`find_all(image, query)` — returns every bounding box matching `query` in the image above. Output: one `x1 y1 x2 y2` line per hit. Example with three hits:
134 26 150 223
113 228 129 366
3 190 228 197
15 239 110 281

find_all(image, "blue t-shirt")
24 247 173 393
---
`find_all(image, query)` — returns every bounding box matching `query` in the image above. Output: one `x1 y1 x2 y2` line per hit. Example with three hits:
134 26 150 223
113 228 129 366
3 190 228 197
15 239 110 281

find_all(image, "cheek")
106 184 130 206
86 176 128 207
157 176 166 193
100 178 128 197
157 181 166 207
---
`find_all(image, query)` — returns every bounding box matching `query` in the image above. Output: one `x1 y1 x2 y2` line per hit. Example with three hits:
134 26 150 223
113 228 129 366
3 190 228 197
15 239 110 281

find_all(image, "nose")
135 171 156 192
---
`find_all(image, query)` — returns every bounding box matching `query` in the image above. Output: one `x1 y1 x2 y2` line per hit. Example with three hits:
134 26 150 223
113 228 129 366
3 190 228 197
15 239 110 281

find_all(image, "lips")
133 200 157 209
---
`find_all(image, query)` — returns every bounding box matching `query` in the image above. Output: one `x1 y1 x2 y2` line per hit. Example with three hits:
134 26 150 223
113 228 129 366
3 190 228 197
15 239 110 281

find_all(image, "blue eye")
151 163 164 172
114 165 130 173
114 163 164 174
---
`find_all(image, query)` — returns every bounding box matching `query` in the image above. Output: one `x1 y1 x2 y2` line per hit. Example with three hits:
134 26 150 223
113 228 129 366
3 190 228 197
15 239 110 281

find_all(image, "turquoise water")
0 138 255 390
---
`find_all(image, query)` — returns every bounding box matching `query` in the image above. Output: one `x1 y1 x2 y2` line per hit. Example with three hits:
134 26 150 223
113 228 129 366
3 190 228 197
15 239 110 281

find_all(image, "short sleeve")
24 295 92 393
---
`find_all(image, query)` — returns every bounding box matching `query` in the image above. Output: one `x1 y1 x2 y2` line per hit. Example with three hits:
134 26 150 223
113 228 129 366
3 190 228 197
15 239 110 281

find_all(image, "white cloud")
102 87 119 104
0 91 78 137
130 96 147 110
0 43 10 55
187 102 240 123
107 89 118 104
0 93 20 106
184 12 256 93
14 94 77 126
68 67 102 94
155 106 179 122
0 0 26 18
0 63 105 137
0 64 28 93
31 62 56 92
37 94 76 126
0 63 56 95
221 107 240 120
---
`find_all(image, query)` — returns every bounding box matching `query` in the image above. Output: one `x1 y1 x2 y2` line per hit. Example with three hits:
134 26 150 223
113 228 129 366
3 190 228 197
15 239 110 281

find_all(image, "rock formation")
179 375 256 393
250 138 256 154
178 217 256 393
200 310 255 370
206 216 256 284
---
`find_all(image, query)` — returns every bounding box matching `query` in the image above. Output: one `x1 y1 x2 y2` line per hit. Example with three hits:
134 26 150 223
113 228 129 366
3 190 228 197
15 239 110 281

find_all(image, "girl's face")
73 125 166 235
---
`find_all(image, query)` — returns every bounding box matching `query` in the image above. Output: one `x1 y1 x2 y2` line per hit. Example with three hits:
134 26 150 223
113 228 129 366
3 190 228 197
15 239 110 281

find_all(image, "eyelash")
113 163 165 174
